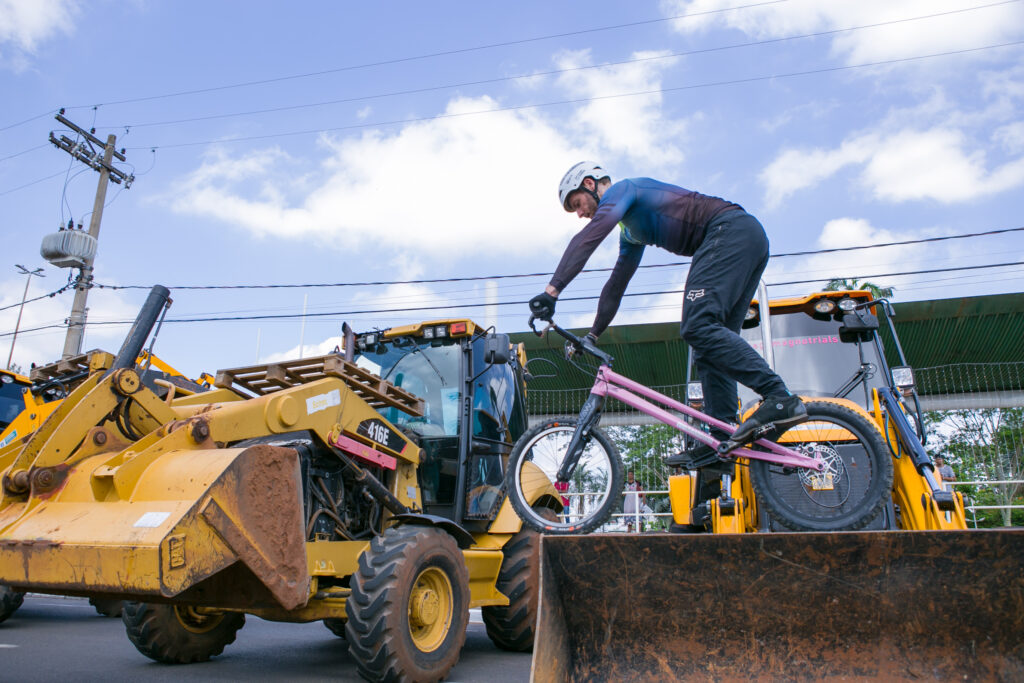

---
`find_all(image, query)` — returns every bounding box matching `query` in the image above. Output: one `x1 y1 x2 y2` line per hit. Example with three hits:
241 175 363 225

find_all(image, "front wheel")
122 602 245 663
0 585 25 624
506 419 623 535
345 526 469 682
749 400 893 531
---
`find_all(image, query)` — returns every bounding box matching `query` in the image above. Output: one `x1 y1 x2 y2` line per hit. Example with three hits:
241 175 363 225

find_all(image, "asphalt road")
0 595 533 682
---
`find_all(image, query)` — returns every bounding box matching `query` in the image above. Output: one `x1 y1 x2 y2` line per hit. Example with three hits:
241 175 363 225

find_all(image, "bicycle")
506 317 893 535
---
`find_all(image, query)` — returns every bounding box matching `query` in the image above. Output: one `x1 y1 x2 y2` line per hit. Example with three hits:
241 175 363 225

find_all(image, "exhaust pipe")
107 285 171 375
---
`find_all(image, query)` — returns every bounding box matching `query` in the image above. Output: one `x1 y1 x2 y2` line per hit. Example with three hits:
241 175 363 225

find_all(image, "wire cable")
9 259 1017 336
104 1 1021 132
62 0 790 111
91 226 1024 291
121 40 1024 151
0 283 74 313
0 170 69 198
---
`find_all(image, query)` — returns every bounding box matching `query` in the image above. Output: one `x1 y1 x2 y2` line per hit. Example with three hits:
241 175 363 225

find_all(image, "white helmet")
558 161 609 211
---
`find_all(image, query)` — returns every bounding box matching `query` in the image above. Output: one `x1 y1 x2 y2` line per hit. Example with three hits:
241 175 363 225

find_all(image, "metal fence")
527 362 1024 530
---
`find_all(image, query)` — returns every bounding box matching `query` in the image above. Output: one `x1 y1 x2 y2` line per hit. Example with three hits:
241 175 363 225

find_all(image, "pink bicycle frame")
591 365 823 471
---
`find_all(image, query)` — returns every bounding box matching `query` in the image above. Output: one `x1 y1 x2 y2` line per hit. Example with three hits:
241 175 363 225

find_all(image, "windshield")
0 379 25 431
354 338 462 437
739 313 887 410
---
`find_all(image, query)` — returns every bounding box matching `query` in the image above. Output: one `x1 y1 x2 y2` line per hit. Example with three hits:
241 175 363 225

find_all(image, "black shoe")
730 395 807 445
665 444 734 474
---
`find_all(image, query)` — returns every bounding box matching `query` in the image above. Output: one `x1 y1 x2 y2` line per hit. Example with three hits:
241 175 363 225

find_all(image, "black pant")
679 210 788 423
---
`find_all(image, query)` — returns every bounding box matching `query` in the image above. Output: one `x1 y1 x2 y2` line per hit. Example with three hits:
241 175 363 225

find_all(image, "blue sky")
1 0 1023 379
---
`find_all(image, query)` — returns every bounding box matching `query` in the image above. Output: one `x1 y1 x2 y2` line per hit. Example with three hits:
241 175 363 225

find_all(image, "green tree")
924 408 1024 527
606 423 685 526
823 278 894 299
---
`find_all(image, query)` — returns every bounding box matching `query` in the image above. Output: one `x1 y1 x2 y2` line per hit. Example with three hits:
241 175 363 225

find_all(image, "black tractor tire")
89 597 124 618
0 585 25 624
323 617 347 638
481 508 555 652
122 602 245 664
749 400 893 531
345 525 469 682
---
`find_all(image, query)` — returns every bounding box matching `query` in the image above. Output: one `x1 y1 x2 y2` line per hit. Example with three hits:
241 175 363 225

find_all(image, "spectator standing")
935 455 956 491
623 470 645 532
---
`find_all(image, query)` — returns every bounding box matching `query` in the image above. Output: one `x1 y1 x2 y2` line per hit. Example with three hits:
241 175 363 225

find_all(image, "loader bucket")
0 444 309 611
533 530 1024 682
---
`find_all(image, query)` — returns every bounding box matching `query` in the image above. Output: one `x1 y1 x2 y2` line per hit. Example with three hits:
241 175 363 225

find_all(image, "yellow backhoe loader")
0 347 210 620
531 290 1023 681
0 286 562 682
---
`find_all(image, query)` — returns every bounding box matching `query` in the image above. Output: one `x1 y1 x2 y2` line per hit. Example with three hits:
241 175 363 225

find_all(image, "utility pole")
47 110 134 359
6 265 45 370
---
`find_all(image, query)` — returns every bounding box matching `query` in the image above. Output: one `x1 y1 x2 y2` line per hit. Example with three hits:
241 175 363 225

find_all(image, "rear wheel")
482 508 556 651
122 602 245 663
749 401 893 531
89 597 123 617
322 617 346 638
0 585 25 623
506 419 623 535
345 526 469 682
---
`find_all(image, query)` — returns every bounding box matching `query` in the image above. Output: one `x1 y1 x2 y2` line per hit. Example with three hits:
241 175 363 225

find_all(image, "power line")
0 144 48 163
8 259 1019 337
0 170 69 197
120 40 1024 151
0 283 74 313
66 0 789 110
92 226 1024 291
104 1 1020 132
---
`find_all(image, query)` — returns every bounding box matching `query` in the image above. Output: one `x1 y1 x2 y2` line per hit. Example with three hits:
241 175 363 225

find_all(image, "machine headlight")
892 366 915 395
838 298 857 312
433 325 448 338
423 327 435 339
745 306 757 321
813 298 837 315
687 381 704 406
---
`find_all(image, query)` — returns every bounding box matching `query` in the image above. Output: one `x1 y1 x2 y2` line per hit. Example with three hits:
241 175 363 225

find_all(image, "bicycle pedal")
716 440 741 456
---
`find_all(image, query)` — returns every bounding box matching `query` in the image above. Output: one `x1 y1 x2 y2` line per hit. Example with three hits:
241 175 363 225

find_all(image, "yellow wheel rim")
408 566 453 652
174 605 225 634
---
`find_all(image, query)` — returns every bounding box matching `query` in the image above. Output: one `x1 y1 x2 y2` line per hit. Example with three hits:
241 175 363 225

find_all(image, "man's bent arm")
590 244 643 336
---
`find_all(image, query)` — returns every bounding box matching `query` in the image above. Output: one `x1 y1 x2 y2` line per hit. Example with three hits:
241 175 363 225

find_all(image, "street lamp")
7 265 46 371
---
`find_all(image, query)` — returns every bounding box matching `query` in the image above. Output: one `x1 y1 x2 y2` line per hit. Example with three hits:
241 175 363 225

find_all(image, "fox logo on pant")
686 289 706 301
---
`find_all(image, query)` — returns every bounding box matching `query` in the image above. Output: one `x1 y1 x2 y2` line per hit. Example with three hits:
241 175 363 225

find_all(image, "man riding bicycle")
529 162 806 478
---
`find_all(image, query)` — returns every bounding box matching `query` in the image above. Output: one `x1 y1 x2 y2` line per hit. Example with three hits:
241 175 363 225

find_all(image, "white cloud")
661 0 1024 65
760 137 874 206
765 217 934 299
994 121 1024 153
554 49 687 168
761 128 1024 206
262 335 345 364
168 95 596 260
0 0 80 68
863 128 1024 202
0 277 137 371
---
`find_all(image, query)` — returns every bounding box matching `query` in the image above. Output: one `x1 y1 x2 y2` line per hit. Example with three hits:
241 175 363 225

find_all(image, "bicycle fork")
556 394 605 482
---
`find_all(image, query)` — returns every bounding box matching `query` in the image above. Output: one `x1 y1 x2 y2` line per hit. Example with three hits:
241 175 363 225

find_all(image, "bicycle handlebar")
528 315 614 366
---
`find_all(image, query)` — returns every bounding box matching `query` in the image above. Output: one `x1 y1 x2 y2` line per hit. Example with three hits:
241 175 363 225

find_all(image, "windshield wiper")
382 344 447 385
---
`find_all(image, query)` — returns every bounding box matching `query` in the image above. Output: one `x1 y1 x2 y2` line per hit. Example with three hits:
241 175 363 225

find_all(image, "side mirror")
484 333 510 364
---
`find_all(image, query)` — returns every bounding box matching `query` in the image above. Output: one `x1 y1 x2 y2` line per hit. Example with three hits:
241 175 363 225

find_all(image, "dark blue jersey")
549 178 741 335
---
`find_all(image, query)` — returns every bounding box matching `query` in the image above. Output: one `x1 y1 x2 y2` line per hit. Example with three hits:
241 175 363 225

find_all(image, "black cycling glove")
529 292 557 320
